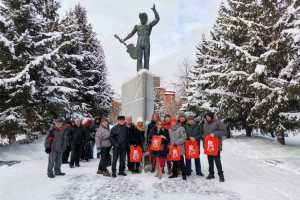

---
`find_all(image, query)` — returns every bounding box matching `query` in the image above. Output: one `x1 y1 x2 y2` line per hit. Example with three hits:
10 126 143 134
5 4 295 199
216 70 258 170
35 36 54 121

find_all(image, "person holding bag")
129 117 145 173
203 111 226 182
185 115 204 176
95 118 112 177
149 121 170 179
168 116 187 180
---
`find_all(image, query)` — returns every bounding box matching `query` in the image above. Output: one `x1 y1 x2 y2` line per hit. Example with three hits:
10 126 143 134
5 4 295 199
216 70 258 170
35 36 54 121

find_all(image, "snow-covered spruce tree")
54 4 112 118
254 0 300 143
0 0 48 142
183 34 224 115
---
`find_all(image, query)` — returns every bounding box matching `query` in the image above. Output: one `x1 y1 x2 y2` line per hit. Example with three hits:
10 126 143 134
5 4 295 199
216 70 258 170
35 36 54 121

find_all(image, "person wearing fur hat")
203 111 226 182
128 117 145 173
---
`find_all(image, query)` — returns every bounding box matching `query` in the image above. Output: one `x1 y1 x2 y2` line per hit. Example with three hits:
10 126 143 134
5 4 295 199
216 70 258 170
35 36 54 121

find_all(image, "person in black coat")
146 113 161 172
62 120 73 164
149 121 170 179
129 118 145 173
110 116 129 177
69 119 87 168
126 116 136 171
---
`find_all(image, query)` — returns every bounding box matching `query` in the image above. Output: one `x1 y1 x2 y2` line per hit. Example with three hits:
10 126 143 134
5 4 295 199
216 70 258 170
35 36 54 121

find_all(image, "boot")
103 170 111 177
118 172 127 176
112 173 117 178
97 170 103 175
206 174 215 180
182 176 187 181
168 174 178 179
47 173 55 178
219 175 225 182
55 172 66 176
196 172 204 177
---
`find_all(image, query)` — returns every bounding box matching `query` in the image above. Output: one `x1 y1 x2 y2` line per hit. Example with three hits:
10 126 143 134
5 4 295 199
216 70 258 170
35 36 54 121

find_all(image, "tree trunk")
277 131 286 145
246 126 252 137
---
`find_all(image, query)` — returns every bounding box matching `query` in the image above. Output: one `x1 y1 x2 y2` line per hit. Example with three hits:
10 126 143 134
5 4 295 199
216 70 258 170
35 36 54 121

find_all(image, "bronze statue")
115 4 160 72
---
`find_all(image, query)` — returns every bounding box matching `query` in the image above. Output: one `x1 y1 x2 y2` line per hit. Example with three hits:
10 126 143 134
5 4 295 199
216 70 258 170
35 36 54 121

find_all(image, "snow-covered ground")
0 135 300 200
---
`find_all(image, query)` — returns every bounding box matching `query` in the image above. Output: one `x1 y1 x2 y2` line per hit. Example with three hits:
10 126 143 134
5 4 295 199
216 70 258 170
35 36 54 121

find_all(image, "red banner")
150 135 162 151
167 145 181 161
185 140 199 159
130 145 143 163
204 135 219 156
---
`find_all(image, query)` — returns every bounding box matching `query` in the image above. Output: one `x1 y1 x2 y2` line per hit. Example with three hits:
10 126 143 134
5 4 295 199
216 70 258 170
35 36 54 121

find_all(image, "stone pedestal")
121 70 154 123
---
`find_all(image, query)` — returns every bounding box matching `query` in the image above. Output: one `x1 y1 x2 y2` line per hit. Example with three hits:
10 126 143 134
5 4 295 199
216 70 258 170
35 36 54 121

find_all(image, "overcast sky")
59 0 221 96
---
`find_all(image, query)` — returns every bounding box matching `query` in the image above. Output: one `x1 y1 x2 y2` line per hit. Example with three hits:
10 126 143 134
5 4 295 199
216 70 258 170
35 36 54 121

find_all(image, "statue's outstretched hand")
151 4 156 11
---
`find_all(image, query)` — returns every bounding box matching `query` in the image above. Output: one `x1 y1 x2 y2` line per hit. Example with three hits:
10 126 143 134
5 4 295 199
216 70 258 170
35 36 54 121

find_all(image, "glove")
45 148 51 154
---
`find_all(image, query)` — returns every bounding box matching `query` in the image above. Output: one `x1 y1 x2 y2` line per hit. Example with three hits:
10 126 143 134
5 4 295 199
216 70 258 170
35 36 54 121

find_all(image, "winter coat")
110 124 129 149
149 127 170 158
64 126 73 147
129 128 145 147
146 121 156 145
70 126 87 146
44 127 67 153
185 123 202 141
169 125 187 155
95 126 111 148
203 119 226 151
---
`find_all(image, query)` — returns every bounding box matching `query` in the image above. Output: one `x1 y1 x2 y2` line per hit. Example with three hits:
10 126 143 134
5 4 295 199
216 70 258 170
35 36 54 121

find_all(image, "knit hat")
204 111 215 119
136 117 144 123
117 116 125 120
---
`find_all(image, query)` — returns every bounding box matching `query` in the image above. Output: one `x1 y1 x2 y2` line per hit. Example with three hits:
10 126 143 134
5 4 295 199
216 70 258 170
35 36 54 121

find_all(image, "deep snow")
0 134 300 200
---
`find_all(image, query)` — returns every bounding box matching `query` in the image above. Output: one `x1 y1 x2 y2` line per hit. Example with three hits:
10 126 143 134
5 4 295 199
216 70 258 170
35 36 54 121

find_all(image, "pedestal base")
121 70 154 123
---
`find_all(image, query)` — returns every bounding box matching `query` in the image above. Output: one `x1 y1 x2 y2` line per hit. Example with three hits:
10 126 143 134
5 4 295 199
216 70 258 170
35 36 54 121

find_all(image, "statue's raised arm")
150 4 160 27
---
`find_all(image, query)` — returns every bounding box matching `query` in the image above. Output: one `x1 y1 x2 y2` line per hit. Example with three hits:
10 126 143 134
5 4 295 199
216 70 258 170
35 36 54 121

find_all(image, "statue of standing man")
115 4 160 72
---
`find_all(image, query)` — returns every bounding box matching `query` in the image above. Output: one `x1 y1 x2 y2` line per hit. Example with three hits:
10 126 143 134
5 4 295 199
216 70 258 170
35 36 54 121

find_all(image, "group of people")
45 111 226 182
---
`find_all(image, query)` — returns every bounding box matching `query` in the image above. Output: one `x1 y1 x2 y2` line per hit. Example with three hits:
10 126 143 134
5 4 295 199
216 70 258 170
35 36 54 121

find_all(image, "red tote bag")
167 145 181 161
150 135 162 151
185 140 199 159
204 135 219 156
130 145 143 163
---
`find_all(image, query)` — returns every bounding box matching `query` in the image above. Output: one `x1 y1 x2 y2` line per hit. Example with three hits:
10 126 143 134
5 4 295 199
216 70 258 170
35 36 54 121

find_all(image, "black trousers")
70 144 82 166
207 151 224 177
112 148 126 174
62 145 71 163
127 147 133 171
172 156 186 178
98 147 111 171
